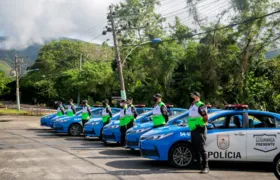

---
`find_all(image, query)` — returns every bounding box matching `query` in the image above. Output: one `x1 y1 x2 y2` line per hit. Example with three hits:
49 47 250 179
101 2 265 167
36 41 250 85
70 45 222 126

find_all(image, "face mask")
153 97 158 102
103 103 106 106
190 97 195 102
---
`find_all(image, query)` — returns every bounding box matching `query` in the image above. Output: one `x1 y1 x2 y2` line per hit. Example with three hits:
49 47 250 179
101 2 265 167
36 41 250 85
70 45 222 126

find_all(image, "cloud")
0 0 121 50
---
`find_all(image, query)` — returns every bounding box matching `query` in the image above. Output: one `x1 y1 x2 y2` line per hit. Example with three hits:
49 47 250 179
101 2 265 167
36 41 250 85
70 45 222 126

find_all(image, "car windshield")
137 110 152 118
169 111 187 120
76 110 82 116
179 111 221 125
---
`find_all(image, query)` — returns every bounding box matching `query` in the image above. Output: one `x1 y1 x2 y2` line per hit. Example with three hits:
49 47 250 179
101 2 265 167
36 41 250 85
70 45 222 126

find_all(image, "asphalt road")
0 115 277 180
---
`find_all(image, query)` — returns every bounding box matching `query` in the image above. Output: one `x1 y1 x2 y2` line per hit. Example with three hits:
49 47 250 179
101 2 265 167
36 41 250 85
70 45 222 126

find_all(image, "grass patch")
0 109 44 116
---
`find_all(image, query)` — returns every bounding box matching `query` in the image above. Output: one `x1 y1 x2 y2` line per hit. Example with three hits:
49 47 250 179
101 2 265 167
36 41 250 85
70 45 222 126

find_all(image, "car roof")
209 109 280 120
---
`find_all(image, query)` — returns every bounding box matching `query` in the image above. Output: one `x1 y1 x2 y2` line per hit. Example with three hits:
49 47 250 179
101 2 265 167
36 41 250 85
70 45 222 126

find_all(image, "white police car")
139 104 280 179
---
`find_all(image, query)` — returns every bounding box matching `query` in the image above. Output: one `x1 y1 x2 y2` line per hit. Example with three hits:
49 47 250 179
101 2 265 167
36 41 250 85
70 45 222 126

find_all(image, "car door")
206 112 247 161
246 113 280 162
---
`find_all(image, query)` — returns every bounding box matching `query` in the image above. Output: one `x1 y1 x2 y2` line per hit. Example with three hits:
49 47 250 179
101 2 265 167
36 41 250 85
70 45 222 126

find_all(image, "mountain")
266 49 280 59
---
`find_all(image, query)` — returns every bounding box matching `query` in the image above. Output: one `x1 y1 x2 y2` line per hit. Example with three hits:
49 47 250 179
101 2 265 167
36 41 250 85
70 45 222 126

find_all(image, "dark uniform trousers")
120 120 134 146
82 120 88 127
191 125 208 169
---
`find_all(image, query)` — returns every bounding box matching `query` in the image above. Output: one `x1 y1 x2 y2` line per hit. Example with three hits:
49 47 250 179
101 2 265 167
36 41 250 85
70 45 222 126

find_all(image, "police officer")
81 100 92 127
102 99 112 127
188 92 209 173
56 101 65 116
66 99 76 117
152 94 168 128
120 97 138 146
119 99 127 146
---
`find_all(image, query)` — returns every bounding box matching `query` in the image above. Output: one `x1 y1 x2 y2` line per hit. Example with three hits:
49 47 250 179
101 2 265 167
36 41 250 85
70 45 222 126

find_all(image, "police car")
84 107 149 140
40 113 57 127
53 107 121 136
139 104 280 179
102 106 152 144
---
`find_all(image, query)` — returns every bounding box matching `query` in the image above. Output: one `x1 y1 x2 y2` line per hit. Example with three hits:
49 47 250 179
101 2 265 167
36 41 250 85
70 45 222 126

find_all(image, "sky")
0 0 230 50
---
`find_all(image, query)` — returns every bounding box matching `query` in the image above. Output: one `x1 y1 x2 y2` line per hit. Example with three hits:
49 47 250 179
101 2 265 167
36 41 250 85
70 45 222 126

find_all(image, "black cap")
127 97 133 101
82 100 88 104
153 93 162 98
190 92 200 97
120 99 126 103
68 99 73 102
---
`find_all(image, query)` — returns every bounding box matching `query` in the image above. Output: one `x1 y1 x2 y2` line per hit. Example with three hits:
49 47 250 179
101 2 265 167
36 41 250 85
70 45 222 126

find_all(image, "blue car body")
40 114 57 127
84 107 150 139
102 108 153 143
127 108 221 150
125 108 190 150
139 109 280 164
53 108 121 134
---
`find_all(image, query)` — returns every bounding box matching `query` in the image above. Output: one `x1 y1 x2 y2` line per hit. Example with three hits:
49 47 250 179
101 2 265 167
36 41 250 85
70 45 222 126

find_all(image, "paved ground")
0 115 277 180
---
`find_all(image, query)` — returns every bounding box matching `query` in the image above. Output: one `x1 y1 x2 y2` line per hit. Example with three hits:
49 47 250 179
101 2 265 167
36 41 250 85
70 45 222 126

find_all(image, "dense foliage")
4 0 280 111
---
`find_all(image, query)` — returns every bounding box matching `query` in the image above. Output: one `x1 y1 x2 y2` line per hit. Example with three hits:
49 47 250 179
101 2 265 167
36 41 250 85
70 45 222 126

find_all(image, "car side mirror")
176 120 183 125
207 124 214 129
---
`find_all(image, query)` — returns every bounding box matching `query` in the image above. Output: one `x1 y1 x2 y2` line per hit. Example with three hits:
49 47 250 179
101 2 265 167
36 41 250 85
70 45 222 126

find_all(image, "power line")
163 0 222 19
88 34 103 43
158 0 186 14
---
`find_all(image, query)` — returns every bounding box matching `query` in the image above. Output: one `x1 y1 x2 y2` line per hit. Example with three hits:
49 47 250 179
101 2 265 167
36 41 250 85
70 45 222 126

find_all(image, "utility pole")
14 55 27 111
109 5 126 100
15 55 20 111
77 54 82 105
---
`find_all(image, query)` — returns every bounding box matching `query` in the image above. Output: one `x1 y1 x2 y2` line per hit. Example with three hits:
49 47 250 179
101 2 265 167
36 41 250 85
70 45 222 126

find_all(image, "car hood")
130 121 154 130
42 114 56 119
142 124 190 136
88 117 102 122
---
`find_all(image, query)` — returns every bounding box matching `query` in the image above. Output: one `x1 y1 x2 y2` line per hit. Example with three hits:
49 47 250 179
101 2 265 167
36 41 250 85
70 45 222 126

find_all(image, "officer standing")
66 99 76 117
119 99 127 146
56 101 65 116
152 94 168 128
121 97 138 146
102 99 113 127
81 100 92 127
188 92 209 173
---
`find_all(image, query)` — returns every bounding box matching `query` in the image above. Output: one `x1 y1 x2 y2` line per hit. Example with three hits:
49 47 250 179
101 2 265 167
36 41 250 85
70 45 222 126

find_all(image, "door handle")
234 132 246 136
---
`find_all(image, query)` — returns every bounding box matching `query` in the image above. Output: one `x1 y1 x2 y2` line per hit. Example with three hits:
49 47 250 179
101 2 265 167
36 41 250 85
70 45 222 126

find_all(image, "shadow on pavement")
105 159 273 173
99 149 140 156
0 120 13 122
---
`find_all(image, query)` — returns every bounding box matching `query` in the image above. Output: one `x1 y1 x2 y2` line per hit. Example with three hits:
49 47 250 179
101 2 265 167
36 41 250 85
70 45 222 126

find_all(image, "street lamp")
122 38 162 65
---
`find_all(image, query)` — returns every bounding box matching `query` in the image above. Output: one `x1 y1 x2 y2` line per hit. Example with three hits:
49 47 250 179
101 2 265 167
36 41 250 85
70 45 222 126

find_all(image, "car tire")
273 154 280 179
68 124 82 136
168 143 194 168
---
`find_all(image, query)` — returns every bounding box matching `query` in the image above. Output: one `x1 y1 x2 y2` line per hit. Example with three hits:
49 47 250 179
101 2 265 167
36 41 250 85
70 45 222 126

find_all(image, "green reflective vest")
82 105 90 120
188 101 206 131
124 104 135 126
57 106 64 116
119 105 127 127
66 104 75 117
152 102 166 126
102 105 111 123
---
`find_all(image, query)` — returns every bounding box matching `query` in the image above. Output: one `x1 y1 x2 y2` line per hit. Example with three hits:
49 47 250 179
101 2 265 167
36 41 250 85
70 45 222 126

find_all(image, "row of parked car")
40 104 280 179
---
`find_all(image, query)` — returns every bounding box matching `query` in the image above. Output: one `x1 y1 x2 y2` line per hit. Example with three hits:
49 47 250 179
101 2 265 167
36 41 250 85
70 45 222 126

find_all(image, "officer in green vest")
152 94 168 128
66 99 76 117
102 99 112 126
119 99 128 146
81 100 92 127
56 101 65 116
120 97 138 146
188 92 209 174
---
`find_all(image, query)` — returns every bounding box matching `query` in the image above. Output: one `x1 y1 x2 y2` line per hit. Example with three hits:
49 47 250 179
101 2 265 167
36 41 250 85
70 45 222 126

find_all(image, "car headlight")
127 128 151 134
61 119 68 122
91 121 101 125
142 132 174 141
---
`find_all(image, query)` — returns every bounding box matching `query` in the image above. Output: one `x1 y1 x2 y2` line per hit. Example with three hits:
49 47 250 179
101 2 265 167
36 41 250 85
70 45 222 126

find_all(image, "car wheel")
68 124 82 136
274 154 280 179
169 143 194 168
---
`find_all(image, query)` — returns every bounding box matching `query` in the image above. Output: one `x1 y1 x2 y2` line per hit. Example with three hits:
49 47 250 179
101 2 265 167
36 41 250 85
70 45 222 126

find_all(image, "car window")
211 115 243 129
91 109 102 116
248 114 276 128
168 109 185 116
112 109 120 114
